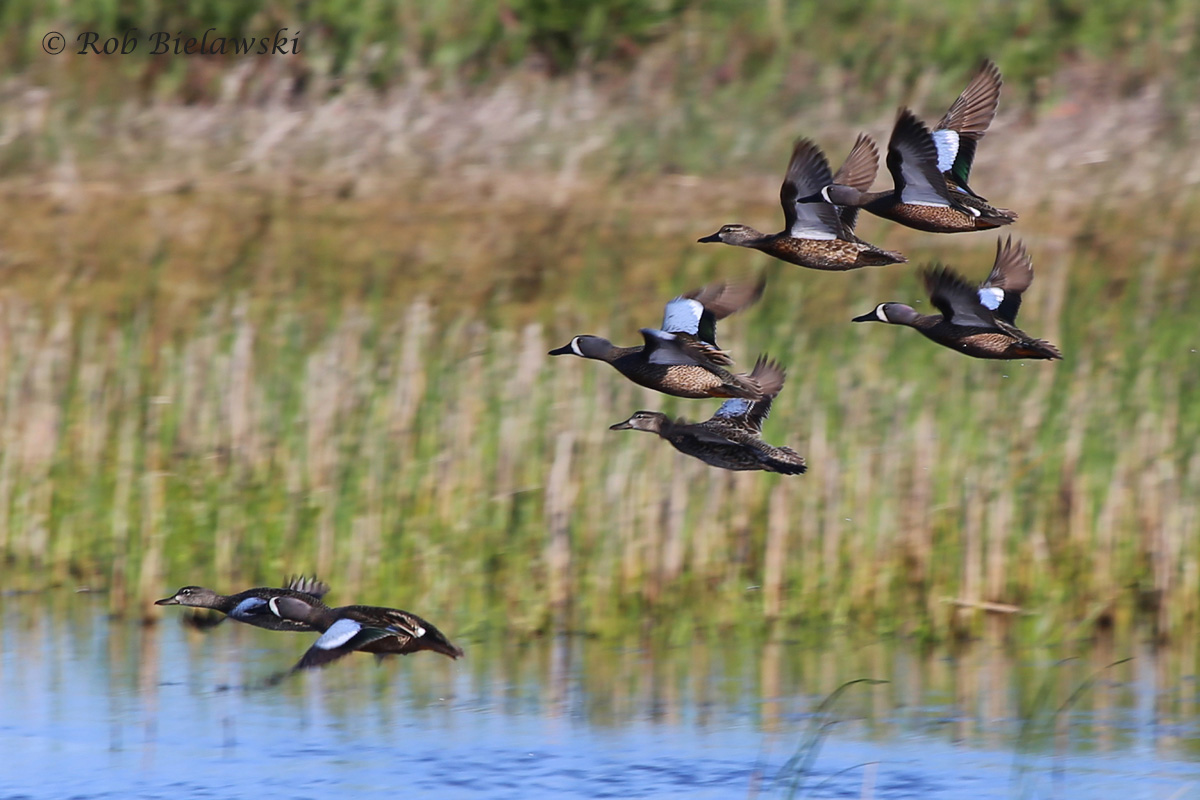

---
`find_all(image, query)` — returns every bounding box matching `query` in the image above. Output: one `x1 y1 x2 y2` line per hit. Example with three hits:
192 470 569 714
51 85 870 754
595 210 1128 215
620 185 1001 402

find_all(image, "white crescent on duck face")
154 578 331 632
548 279 768 399
610 357 806 474
851 237 1060 360
698 137 906 270
801 101 1016 233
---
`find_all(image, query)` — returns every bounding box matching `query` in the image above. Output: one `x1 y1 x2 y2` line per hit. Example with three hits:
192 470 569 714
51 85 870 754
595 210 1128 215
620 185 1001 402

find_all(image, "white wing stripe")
932 130 960 173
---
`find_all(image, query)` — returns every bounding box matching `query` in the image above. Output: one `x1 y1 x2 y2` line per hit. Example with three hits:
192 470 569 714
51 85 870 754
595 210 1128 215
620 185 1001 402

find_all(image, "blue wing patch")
315 618 363 650
978 286 1004 311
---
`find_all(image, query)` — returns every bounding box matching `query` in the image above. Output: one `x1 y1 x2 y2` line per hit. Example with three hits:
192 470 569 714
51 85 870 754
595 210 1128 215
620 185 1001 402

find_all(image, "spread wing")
660 296 705 337
934 60 1001 193
832 133 879 192
743 395 776 434
291 618 394 671
978 236 1032 324
935 59 1002 139
711 396 777 435
680 278 766 320
887 109 953 208
831 134 879 232
674 278 766 344
779 139 844 240
743 357 784 431
709 357 784 433
923 266 998 328
640 329 732 368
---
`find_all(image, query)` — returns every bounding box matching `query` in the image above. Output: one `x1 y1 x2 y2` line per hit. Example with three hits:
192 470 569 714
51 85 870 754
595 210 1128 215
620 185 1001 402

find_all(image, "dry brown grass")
0 62 1198 639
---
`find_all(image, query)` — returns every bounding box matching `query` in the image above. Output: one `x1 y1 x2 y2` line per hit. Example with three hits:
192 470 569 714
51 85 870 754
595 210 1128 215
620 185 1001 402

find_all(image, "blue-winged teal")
268 595 463 671
798 109 1016 233
698 136 906 270
610 356 806 474
931 59 1003 199
549 278 770 399
852 237 1062 360
155 575 331 632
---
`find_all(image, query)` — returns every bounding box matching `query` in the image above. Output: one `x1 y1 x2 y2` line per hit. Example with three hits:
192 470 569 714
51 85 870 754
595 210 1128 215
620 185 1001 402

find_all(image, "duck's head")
549 335 613 359
852 303 918 325
610 410 670 434
697 224 759 246
155 586 220 607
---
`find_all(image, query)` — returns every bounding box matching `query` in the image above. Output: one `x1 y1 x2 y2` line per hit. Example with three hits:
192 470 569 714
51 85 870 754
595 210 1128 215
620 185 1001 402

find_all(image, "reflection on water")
2 592 1199 799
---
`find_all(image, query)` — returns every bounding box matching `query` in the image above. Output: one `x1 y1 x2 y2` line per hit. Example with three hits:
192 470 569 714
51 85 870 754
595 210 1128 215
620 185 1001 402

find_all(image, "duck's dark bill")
794 191 824 204
547 344 574 355
154 596 179 605
696 232 721 243
851 310 879 322
609 420 634 430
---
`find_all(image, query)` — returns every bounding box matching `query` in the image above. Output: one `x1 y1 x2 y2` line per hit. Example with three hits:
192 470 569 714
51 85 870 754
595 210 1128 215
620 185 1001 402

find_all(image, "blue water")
2 594 1199 799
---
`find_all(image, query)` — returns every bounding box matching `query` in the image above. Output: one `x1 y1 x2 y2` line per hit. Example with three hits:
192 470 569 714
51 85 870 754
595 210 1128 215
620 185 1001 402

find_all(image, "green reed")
1 1 1198 200
4 1 1197 100
1 178 1198 642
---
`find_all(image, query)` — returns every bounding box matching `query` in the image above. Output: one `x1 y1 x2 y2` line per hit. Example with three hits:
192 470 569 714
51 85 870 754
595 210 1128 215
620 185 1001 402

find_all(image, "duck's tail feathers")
1019 338 1062 360
764 446 808 475
284 574 331 599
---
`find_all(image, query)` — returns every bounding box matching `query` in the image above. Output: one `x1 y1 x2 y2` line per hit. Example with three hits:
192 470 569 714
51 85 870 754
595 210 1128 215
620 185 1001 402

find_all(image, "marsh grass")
5 1 1199 106
0 164 1198 641
1 8 1199 638
773 678 889 799
1011 655 1135 799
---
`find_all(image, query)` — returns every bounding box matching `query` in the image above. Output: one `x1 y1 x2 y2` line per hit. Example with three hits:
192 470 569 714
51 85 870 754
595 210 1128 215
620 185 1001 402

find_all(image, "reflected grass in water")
774 678 889 800
2 594 1200 799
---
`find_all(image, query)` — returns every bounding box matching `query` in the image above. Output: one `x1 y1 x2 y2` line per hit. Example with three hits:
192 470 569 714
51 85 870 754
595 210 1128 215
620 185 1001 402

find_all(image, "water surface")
2 593 1199 798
